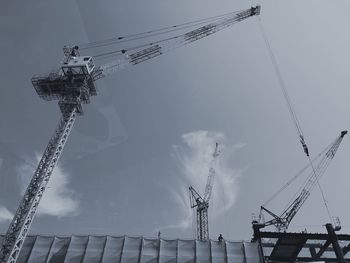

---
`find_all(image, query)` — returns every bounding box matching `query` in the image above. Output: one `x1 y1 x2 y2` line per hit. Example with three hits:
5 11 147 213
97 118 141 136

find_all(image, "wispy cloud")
17 155 79 217
0 206 13 222
73 105 128 159
161 130 244 232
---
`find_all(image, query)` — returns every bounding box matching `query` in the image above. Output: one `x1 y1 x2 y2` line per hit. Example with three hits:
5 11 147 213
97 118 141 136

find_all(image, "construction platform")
31 72 97 115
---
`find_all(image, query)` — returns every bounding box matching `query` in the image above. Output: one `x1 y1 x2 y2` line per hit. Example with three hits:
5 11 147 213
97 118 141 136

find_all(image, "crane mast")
0 108 77 263
189 143 220 241
189 186 209 241
0 49 90 263
0 6 260 262
257 131 347 232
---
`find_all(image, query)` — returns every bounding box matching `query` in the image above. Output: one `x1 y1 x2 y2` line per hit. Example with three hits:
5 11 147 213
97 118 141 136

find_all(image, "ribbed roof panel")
195 241 210 263
159 239 177 263
177 240 195 263
140 238 159 263
46 236 71 263
17 235 37 263
83 236 106 263
226 241 244 263
64 236 89 263
101 236 124 263
27 236 54 263
121 236 142 263
244 242 261 263
0 235 263 263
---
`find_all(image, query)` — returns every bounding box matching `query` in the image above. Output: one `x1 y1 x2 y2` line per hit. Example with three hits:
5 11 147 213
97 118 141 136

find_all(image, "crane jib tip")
341 130 348 137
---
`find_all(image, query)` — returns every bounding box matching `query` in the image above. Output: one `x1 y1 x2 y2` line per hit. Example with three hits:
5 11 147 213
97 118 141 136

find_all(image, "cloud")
73 105 128 159
162 130 244 232
0 206 13 222
17 155 79 217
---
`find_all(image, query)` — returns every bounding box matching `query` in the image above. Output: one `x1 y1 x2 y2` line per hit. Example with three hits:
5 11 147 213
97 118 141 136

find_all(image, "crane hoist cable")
85 6 261 79
85 20 217 54
257 18 334 222
85 10 250 60
257 18 309 158
90 21 232 59
78 10 242 50
80 12 237 48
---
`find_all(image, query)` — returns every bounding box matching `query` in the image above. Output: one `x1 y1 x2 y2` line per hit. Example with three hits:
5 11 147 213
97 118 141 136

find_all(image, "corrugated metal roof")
0 235 263 263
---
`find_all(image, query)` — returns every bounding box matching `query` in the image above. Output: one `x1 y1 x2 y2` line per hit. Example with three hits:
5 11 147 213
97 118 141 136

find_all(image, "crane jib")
93 6 260 78
184 24 217 42
129 45 162 65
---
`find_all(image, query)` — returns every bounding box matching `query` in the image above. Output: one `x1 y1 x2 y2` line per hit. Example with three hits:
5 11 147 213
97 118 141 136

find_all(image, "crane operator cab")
61 56 95 76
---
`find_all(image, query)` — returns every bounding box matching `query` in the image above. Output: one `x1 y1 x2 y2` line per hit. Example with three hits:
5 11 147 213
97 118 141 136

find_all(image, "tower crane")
254 130 347 232
189 142 220 241
0 6 260 263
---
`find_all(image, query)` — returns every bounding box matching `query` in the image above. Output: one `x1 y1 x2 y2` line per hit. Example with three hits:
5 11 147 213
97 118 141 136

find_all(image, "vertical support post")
325 223 345 263
202 206 209 241
251 223 262 242
197 204 209 241
251 222 266 262
197 209 201 241
0 107 77 263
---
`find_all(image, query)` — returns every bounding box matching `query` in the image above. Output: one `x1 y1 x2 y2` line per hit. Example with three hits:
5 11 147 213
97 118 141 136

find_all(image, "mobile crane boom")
257 131 347 232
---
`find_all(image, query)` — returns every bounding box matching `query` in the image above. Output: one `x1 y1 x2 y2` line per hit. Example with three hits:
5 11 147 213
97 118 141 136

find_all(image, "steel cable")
78 10 242 50
258 17 334 224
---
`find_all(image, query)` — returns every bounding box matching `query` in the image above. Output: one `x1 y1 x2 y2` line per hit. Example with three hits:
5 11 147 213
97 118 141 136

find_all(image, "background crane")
255 130 347 232
0 6 261 263
189 142 220 241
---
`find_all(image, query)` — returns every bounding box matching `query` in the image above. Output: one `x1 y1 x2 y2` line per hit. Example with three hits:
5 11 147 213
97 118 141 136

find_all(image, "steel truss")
0 106 77 263
189 186 210 241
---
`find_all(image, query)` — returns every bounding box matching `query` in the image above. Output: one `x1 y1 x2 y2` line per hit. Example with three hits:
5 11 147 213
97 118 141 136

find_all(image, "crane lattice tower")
189 143 220 241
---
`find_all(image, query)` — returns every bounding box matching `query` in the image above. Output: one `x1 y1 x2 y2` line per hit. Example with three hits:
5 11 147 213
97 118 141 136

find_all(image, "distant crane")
0 6 260 263
254 130 347 232
189 143 220 241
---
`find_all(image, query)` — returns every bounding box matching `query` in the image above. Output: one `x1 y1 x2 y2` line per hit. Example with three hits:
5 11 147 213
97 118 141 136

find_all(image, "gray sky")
1 0 350 241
